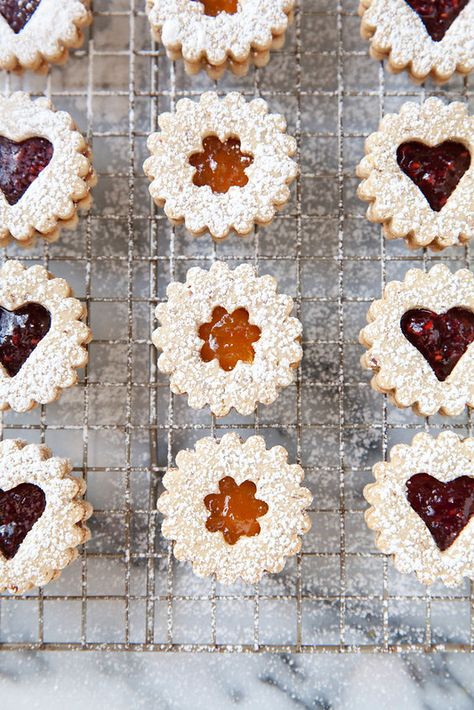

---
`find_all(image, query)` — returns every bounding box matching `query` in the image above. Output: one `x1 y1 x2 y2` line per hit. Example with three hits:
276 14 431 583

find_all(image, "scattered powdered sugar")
0 0 91 71
143 91 298 240
0 439 92 594
359 0 474 82
360 264 474 416
153 261 302 417
356 97 474 250
0 260 91 412
158 433 312 585
147 0 293 65
365 431 474 587
0 92 96 245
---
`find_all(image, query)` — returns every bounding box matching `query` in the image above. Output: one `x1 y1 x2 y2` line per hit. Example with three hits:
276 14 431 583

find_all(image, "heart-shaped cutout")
0 135 53 206
397 141 471 212
404 0 470 42
406 473 474 551
0 482 46 559
400 307 474 381
0 303 51 377
0 0 41 33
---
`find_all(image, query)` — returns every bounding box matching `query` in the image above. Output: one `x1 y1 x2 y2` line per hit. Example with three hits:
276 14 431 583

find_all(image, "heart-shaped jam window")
400 307 474 382
0 303 51 377
404 0 470 42
0 482 46 559
0 135 54 206
406 473 474 551
397 141 471 212
0 0 42 33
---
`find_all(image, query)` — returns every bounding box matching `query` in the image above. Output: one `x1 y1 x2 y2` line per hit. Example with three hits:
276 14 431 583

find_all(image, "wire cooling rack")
0 0 474 653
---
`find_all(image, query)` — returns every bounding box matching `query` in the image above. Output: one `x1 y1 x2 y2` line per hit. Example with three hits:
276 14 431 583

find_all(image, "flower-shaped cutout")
0 260 91 412
189 135 253 193
146 0 294 79
359 0 474 83
153 261 302 417
356 98 474 251
360 265 474 417
0 92 96 247
204 476 269 545
143 92 297 240
0 439 92 594
365 431 474 587
158 433 312 584
0 0 91 72
198 306 261 371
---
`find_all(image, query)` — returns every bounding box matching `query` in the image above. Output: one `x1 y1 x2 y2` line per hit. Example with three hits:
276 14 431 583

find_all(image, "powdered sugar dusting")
0 0 91 71
0 92 96 246
147 0 293 66
359 0 474 82
158 433 312 585
153 261 302 417
143 91 297 240
0 439 91 594
0 260 91 412
365 431 474 587
356 98 474 251
360 264 474 416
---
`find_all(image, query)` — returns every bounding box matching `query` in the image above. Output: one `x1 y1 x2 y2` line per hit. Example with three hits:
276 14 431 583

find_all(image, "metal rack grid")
0 0 474 652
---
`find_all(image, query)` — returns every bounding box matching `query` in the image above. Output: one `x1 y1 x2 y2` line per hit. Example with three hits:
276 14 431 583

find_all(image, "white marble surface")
1 651 474 709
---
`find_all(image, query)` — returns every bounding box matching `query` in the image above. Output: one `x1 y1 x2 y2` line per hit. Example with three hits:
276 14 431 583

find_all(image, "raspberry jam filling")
0 0 41 33
204 476 269 545
400 307 474 382
198 306 261 371
0 303 51 377
406 473 474 551
0 135 54 206
404 0 470 42
189 135 254 194
0 483 46 559
396 141 471 212
192 0 238 16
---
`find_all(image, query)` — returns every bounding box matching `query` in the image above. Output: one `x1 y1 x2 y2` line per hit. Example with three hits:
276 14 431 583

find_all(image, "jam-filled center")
404 0 470 42
189 135 254 194
396 141 471 212
400 307 474 382
0 0 42 33
204 476 269 545
192 0 239 16
0 482 46 560
198 306 261 372
0 135 54 206
0 303 51 377
406 473 474 551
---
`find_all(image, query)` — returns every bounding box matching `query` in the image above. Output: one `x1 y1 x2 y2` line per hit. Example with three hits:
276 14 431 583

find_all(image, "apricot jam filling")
189 135 254 194
192 0 239 17
204 476 269 545
198 306 261 371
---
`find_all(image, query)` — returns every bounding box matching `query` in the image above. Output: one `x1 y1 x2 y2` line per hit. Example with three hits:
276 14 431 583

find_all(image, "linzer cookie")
365 432 474 587
0 0 91 72
152 261 302 417
143 92 297 240
158 433 312 585
0 92 96 247
0 260 91 412
356 98 474 251
360 265 474 417
0 439 92 594
359 0 474 83
146 0 294 79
